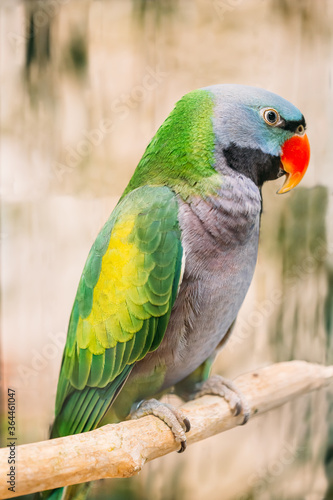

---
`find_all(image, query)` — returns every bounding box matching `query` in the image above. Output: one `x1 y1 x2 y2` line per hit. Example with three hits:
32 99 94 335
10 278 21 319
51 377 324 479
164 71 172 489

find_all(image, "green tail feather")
33 487 64 500
38 367 132 500
63 483 91 500
51 365 132 438
34 482 90 500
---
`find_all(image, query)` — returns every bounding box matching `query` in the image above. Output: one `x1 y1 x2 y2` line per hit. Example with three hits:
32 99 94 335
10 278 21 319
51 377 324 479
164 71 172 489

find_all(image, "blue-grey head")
205 84 310 193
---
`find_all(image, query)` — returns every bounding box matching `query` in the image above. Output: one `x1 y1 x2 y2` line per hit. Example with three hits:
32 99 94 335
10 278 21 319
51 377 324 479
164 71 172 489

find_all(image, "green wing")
52 186 183 438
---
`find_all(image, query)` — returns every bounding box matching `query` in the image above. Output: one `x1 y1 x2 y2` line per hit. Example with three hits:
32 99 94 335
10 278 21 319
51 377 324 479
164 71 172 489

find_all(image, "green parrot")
36 84 310 500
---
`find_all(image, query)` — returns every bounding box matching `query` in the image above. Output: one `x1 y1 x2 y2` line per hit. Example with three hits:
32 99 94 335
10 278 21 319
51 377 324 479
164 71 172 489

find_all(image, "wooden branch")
1 361 332 498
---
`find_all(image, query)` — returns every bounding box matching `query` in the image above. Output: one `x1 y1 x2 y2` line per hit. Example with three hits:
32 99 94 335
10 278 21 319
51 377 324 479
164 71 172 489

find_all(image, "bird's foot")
130 398 191 453
194 375 250 425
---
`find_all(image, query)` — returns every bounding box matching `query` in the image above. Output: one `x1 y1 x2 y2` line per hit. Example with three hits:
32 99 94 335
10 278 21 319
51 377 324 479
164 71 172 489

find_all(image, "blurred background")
1 0 333 498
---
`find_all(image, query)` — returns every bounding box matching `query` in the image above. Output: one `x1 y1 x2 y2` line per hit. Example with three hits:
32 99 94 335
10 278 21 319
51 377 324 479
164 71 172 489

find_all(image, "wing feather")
53 186 183 437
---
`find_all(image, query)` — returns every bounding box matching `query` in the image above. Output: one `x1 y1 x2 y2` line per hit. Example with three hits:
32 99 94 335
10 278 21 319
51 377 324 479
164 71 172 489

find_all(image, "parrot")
36 84 310 500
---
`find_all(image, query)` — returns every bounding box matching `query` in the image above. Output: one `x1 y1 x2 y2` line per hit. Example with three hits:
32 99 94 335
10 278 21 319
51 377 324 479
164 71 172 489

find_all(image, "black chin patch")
222 144 281 187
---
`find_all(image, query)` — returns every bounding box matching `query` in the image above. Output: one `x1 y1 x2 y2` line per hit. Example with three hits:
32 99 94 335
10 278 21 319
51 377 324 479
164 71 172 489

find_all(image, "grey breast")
158 169 262 389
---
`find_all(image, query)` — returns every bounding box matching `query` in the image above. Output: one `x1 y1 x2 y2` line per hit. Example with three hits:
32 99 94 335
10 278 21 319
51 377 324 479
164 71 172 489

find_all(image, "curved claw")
130 398 191 453
183 416 191 433
241 411 250 425
178 440 187 453
234 401 242 417
194 375 251 425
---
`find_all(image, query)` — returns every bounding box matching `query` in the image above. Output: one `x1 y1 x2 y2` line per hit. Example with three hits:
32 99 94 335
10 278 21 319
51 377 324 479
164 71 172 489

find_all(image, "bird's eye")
296 124 305 135
262 108 280 126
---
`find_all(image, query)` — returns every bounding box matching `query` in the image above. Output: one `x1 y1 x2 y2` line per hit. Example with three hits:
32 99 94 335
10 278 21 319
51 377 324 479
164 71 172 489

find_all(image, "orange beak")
277 133 310 194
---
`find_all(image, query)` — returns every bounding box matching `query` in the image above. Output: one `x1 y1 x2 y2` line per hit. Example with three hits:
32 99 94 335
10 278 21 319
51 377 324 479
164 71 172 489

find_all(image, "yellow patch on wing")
77 214 152 353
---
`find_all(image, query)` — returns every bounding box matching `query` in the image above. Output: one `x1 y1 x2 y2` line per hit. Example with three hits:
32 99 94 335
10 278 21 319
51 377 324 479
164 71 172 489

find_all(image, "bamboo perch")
1 361 332 498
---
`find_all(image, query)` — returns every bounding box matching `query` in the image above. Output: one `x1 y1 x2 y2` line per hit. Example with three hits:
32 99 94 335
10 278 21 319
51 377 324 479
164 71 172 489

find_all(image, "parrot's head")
206 84 310 193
